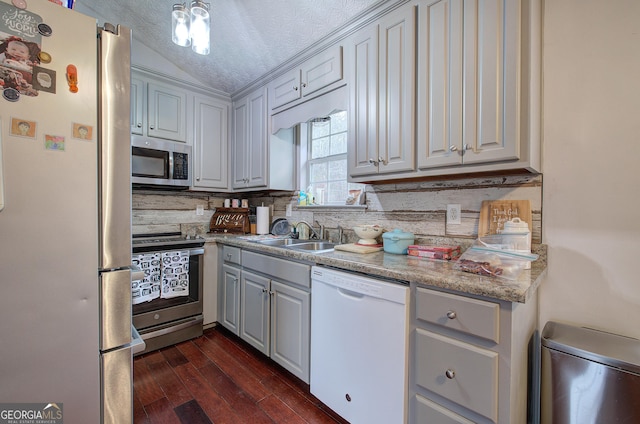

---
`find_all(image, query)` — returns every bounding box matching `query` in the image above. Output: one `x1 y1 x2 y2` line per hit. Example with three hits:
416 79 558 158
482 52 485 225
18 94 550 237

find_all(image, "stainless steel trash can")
541 321 640 424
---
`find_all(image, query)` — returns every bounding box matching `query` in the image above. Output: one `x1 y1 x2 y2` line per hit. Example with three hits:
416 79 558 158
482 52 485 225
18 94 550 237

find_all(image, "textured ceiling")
75 0 382 95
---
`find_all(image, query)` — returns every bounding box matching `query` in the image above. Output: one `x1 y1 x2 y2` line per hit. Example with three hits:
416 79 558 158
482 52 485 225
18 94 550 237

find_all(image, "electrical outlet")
285 203 292 217
196 205 204 216
447 204 461 225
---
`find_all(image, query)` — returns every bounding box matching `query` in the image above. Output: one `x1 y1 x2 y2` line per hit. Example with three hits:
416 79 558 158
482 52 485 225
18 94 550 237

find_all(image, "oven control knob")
154 313 160 320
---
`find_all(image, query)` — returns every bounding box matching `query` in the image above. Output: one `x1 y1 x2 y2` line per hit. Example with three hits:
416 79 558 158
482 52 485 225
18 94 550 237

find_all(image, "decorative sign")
478 200 531 236
209 208 250 234
0 2 44 97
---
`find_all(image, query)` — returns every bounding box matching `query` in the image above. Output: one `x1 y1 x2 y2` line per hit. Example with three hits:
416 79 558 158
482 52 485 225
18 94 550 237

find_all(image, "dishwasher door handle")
338 287 365 299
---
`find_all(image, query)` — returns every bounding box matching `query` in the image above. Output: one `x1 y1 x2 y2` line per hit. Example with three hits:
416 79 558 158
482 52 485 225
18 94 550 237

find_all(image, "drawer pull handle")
262 288 268 293
445 369 456 379
446 310 457 320
226 253 232 259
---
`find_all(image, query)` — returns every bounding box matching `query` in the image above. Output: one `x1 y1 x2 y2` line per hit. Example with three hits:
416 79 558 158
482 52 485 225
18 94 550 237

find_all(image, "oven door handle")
139 315 203 340
189 248 205 256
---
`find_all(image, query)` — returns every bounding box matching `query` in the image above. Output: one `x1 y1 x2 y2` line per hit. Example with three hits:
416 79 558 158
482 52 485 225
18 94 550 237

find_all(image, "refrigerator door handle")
100 269 132 351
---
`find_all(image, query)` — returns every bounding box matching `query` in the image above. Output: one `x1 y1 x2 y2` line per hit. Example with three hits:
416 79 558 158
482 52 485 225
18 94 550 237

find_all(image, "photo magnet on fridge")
31 65 56 93
0 2 44 97
72 122 93 141
10 116 36 138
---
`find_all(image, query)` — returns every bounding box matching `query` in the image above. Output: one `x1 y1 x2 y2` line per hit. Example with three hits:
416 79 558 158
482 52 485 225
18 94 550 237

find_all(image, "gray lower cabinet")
219 246 242 336
410 285 538 424
237 249 311 383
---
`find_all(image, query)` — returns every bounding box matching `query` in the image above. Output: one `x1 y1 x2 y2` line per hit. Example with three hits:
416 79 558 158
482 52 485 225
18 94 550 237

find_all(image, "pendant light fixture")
171 1 210 55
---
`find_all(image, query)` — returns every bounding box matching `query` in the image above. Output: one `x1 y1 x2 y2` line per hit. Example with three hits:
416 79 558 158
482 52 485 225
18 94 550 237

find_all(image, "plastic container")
382 229 415 254
501 218 532 269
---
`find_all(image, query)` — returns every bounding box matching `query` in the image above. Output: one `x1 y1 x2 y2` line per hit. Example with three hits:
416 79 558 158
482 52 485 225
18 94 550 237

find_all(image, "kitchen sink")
253 238 335 253
286 242 335 253
255 238 311 246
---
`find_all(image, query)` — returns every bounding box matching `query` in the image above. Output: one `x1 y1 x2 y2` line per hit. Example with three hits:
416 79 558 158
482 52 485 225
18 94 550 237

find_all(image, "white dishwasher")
310 266 409 424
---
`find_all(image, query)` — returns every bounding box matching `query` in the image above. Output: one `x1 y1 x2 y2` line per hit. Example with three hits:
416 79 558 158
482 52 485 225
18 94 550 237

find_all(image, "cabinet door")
377 4 416 174
417 0 464 169
232 87 268 189
301 45 343 98
270 68 301 110
232 96 248 188
193 95 229 190
270 280 310 383
202 243 218 326
240 270 270 354
130 77 144 135
347 23 380 178
147 82 187 142
246 87 268 188
221 264 241 336
462 0 519 164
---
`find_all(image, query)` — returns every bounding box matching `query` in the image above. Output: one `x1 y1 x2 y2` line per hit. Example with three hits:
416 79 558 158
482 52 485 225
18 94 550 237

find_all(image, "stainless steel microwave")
131 136 191 189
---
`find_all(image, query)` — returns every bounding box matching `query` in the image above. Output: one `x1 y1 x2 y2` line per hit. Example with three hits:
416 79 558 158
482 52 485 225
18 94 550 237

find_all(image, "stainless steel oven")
131 232 205 354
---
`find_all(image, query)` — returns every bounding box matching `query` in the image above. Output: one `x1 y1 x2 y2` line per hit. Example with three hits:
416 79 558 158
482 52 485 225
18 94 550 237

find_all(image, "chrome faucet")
296 221 322 240
314 220 325 240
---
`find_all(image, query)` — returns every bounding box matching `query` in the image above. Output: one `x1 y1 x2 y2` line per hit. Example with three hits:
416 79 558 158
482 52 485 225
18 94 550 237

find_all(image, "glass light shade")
190 1 210 55
172 4 191 47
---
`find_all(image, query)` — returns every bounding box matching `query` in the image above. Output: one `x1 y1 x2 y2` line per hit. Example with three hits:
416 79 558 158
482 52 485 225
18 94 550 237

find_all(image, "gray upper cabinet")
147 81 188 142
192 95 230 190
347 3 417 180
130 76 144 135
232 86 268 189
269 44 344 111
416 0 541 174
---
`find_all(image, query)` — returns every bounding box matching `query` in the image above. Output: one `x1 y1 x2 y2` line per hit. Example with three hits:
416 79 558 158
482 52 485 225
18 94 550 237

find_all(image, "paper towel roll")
256 206 270 235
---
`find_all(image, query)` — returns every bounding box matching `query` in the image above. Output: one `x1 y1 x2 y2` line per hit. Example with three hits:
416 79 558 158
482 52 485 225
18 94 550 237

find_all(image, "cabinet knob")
449 145 458 152
262 288 268 293
378 156 385 165
293 86 298 91
150 126 155 130
368 158 378 165
446 310 457 320
136 123 142 128
464 144 471 150
445 369 456 379
301 82 307 88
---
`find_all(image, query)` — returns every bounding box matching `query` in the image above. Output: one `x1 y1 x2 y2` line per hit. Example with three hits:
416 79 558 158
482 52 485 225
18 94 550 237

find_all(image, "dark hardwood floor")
133 325 349 424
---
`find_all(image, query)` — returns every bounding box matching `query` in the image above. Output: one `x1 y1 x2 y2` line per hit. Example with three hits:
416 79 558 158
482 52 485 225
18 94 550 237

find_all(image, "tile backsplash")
133 173 542 246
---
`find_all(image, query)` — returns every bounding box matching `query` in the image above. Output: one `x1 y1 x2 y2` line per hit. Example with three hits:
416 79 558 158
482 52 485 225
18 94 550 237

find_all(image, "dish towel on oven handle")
160 250 190 299
131 252 162 304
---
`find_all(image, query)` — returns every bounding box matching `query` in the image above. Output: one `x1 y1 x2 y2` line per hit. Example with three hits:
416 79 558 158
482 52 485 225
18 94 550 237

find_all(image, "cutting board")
478 200 531 236
334 243 384 254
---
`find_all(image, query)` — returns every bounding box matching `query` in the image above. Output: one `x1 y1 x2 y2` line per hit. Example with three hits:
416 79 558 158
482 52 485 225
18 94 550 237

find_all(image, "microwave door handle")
168 152 174 180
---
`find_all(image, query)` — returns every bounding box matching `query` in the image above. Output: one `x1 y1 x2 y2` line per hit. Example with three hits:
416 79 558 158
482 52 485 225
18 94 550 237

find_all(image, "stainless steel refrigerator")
0 1 141 423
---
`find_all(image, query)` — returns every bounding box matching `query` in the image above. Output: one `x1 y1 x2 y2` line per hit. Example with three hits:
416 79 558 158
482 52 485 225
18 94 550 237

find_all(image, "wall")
540 0 640 338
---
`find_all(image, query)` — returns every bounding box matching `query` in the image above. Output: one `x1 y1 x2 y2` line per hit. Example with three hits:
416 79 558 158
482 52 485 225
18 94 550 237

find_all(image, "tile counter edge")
204 235 547 304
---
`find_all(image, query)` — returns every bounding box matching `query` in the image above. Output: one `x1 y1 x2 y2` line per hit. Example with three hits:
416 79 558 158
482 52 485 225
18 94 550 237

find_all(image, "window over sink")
300 111 364 206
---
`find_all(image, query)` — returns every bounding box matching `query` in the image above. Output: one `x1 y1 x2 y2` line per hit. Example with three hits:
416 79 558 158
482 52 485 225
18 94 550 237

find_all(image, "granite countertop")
204 234 547 304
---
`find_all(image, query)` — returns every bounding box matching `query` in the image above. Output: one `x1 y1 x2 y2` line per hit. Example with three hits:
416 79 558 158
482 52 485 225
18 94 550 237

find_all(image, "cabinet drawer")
414 394 475 424
416 287 499 343
415 328 498 422
242 250 310 289
222 246 241 265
